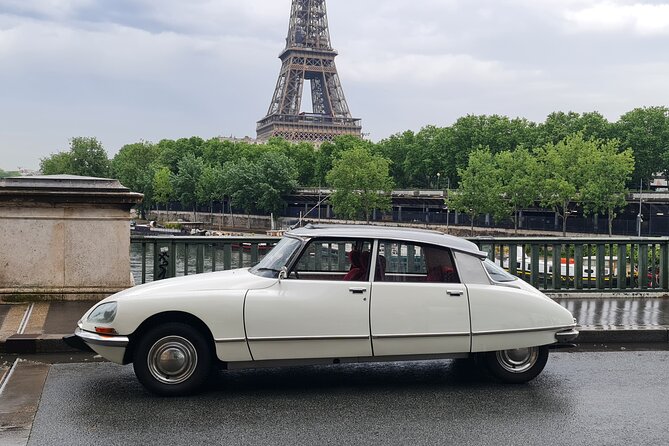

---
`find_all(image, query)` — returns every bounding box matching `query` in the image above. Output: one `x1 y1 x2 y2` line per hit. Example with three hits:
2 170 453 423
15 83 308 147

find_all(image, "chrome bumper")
555 327 580 343
74 327 129 348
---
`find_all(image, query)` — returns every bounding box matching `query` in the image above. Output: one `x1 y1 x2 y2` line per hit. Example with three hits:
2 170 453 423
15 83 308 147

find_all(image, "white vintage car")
67 225 578 395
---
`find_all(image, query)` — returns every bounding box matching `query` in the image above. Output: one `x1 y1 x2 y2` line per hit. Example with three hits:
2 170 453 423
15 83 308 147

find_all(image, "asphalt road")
23 351 669 446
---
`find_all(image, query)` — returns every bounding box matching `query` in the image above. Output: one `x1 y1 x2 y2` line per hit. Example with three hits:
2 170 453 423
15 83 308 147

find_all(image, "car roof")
287 224 487 258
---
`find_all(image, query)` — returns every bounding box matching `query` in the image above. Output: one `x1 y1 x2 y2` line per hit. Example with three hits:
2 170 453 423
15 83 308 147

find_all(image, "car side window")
290 239 372 281
377 241 460 283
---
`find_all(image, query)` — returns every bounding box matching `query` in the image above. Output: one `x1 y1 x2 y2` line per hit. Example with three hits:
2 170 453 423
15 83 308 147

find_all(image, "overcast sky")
2 0 669 170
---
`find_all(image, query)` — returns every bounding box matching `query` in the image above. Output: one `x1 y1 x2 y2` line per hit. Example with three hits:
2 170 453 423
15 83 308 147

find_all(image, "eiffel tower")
257 0 362 143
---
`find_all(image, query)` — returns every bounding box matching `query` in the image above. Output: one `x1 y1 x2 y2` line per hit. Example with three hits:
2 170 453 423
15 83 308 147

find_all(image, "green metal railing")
472 237 669 293
131 235 669 293
131 236 280 284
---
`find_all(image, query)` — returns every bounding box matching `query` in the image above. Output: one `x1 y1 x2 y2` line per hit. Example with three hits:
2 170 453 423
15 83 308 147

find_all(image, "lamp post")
637 179 643 237
436 172 441 190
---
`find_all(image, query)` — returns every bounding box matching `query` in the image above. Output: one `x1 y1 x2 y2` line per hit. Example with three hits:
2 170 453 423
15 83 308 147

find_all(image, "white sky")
2 0 669 170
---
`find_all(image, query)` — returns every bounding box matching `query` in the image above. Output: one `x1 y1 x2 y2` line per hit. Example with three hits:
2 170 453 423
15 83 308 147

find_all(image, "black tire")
480 345 549 384
133 322 212 396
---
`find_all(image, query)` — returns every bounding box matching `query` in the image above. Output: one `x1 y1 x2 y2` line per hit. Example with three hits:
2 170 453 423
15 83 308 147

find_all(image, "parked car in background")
66 224 578 396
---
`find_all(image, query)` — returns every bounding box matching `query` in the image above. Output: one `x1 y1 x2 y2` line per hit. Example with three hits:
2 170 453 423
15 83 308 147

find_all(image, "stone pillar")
0 175 143 301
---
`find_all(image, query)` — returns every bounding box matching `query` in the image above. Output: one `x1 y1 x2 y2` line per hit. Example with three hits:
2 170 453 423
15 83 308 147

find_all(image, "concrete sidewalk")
1 299 668 354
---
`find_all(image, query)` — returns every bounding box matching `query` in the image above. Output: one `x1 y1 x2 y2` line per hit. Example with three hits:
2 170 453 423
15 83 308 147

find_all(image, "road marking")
23 303 49 335
0 305 28 340
16 303 34 335
0 358 18 397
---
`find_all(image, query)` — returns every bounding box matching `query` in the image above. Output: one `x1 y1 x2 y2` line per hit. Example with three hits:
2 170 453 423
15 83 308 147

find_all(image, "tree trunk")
514 209 519 235
608 209 614 236
562 202 568 236
470 213 475 236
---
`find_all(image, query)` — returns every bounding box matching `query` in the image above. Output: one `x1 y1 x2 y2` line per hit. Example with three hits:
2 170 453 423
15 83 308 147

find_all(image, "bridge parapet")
0 175 142 301
130 233 669 296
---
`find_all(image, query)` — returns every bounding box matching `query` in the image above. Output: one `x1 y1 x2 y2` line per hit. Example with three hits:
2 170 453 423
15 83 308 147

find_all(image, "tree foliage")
152 167 174 211
326 147 394 222
111 142 158 214
448 148 506 234
535 134 594 236
581 142 635 235
32 104 668 231
40 137 110 177
495 147 539 234
222 151 298 216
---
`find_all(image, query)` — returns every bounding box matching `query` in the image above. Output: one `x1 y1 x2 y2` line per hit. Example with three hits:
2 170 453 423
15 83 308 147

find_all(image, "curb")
2 335 80 354
2 327 669 355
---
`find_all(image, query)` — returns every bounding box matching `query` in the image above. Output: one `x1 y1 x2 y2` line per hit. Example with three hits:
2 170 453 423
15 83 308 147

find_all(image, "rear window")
483 259 518 283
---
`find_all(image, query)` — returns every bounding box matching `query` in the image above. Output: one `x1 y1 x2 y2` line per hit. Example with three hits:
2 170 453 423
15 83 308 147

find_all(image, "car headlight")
87 302 118 324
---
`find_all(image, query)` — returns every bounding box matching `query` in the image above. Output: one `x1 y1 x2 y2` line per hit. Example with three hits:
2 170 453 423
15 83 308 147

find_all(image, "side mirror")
278 267 288 281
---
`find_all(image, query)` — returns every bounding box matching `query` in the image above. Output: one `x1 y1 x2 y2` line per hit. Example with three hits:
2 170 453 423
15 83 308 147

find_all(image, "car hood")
105 268 274 302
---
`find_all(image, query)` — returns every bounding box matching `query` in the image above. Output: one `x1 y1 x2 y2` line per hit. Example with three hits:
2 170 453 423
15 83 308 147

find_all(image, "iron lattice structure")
257 0 362 143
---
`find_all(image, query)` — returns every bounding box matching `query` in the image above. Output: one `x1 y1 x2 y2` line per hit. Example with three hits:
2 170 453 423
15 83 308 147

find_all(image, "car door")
245 238 374 361
370 240 471 356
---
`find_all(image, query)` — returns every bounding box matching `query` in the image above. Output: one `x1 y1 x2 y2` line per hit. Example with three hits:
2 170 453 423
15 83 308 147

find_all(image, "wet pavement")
0 305 9 328
556 298 669 327
22 352 669 446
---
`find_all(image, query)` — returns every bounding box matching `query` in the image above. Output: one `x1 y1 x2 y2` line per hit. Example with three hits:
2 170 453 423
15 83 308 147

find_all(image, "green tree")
0 168 20 178
196 165 225 213
153 167 175 216
581 141 635 235
614 106 669 186
535 134 593 236
40 152 73 175
269 138 317 186
69 137 111 177
316 135 372 186
156 137 206 174
222 152 298 216
40 137 110 177
111 142 158 217
495 147 539 234
326 147 394 222
537 111 612 146
173 154 205 219
374 130 416 188
448 148 505 235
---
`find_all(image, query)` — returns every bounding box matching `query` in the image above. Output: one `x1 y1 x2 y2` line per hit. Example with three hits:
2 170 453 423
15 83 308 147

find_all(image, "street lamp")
637 179 643 237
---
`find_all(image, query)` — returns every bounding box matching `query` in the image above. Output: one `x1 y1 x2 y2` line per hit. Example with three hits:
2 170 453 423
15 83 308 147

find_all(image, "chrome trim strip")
472 324 577 336
214 337 247 343
76 327 129 348
373 332 470 339
247 334 370 342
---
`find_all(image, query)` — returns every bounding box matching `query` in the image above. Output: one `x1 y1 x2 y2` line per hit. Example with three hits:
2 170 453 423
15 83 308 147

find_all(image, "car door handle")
349 287 368 294
446 290 464 296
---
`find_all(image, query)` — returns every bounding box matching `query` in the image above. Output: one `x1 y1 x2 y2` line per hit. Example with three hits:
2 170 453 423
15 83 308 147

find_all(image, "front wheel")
133 322 212 396
480 345 549 384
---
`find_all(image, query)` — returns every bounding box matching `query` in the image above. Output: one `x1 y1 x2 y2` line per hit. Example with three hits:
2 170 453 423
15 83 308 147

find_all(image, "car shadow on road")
208 358 498 394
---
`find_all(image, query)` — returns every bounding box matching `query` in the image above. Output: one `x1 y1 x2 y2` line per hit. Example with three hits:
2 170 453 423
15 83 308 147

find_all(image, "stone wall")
0 175 142 301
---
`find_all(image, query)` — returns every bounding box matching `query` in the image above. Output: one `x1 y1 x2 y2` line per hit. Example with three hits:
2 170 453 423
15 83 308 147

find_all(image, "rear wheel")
481 345 549 383
133 322 212 396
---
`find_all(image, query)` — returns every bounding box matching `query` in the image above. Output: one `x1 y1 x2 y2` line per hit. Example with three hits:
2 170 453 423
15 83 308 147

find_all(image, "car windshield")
483 259 518 283
250 236 303 278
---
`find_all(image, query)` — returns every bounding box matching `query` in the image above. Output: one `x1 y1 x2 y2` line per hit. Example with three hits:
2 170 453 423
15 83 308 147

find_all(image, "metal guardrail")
472 237 669 293
131 236 280 284
131 235 669 294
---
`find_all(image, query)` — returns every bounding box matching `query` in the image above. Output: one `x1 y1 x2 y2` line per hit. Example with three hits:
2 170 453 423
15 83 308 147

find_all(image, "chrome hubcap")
496 347 538 374
148 336 198 385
